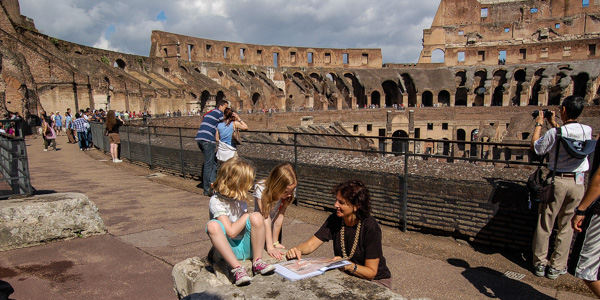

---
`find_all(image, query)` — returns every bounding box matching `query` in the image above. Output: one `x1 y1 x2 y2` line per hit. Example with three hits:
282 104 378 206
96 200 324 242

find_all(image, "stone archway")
392 130 409 155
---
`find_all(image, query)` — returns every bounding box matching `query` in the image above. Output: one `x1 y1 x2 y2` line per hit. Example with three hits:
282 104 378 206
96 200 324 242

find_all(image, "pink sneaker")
252 258 275 275
231 266 252 286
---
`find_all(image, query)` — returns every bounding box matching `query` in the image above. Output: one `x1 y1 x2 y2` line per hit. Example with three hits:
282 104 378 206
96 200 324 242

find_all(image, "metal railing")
90 122 539 232
0 133 32 199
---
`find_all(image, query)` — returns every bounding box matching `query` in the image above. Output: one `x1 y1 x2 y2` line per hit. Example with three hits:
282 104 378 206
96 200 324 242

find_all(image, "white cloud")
19 0 440 62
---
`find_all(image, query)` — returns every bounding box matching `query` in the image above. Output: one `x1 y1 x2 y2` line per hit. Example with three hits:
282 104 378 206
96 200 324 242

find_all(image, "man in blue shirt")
196 99 229 195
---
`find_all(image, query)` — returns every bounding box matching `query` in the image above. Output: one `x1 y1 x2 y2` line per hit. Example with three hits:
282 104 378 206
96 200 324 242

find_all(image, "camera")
532 109 553 119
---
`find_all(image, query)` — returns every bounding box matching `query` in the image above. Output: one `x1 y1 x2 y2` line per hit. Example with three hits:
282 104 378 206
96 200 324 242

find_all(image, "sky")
18 0 440 63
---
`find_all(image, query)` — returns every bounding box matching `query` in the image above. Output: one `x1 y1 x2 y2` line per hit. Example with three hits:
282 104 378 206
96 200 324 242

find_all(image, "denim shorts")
206 218 252 260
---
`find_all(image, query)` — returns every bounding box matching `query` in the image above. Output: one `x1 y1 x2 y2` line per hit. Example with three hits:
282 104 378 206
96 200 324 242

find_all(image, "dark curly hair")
331 179 371 221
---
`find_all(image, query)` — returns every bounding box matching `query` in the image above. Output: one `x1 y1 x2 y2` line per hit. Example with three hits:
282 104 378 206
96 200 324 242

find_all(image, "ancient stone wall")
420 0 600 66
151 30 383 69
248 157 536 251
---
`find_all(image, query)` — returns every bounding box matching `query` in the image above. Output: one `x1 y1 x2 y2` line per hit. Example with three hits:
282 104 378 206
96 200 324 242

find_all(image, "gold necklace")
340 220 361 259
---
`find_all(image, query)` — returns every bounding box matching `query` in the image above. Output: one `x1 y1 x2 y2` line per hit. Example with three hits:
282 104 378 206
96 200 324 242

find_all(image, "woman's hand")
286 247 302 260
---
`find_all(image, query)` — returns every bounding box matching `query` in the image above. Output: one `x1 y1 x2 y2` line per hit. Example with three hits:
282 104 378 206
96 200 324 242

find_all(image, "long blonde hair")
213 157 255 202
261 163 297 218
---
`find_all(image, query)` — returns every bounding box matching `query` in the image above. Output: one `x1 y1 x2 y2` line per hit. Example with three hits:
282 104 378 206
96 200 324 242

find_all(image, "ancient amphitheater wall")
150 30 383 69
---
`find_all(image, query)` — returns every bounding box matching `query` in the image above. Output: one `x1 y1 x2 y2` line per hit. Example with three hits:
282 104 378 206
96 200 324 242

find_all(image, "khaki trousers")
532 175 585 270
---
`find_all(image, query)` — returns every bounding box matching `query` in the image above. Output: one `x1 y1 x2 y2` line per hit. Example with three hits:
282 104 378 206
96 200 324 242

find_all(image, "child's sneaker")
252 258 275 275
231 266 252 286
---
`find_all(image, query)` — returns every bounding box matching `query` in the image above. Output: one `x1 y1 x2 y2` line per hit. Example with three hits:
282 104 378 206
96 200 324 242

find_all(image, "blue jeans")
198 140 217 193
77 131 88 149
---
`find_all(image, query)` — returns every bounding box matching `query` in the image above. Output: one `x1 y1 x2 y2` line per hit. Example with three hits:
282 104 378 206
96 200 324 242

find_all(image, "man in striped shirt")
196 99 228 195
73 113 89 151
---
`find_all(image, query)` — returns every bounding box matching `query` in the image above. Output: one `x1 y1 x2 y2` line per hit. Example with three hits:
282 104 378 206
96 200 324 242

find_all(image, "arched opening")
422 91 433 107
252 93 261 106
195 67 202 73
345 73 365 109
470 129 479 157
455 71 467 87
382 80 401 107
438 90 450 106
286 95 294 112
371 91 381 108
231 70 239 76
180 66 189 73
216 91 225 103
492 70 507 106
549 72 567 105
247 70 255 77
163 48 168 57
431 49 445 63
512 69 526 106
455 88 468 106
392 130 409 155
457 129 466 151
530 68 545 105
200 91 210 112
114 59 126 69
573 72 590 99
401 74 417 107
473 70 487 106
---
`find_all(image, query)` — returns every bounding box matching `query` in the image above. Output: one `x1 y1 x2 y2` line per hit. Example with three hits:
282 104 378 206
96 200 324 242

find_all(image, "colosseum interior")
0 0 598 151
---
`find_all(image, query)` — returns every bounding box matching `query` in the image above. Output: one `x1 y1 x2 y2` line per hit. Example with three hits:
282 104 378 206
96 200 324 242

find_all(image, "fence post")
148 126 153 169
293 132 299 206
126 125 132 162
402 153 408 232
179 127 185 177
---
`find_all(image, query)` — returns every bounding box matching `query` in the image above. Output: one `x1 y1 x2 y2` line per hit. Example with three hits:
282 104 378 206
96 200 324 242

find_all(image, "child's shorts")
206 218 252 260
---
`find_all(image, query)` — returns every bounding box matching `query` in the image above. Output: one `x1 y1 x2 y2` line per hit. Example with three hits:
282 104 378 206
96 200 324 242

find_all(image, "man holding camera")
530 95 593 279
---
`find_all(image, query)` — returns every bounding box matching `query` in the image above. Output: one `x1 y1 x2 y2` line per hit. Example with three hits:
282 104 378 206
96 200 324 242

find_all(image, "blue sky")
19 0 439 63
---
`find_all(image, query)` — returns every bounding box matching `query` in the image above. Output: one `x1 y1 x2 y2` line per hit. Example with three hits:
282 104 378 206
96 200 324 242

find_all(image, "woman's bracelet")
351 263 357 274
273 241 280 246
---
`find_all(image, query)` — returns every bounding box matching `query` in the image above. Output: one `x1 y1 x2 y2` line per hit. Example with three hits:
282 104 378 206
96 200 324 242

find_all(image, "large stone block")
0 192 106 251
173 253 405 300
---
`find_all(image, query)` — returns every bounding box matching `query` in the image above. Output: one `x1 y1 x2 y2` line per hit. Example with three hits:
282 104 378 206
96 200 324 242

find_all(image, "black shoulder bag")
527 129 561 207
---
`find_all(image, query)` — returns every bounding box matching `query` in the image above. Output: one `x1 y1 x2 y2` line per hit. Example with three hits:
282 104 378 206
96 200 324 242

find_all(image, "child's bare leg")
206 221 241 268
249 212 266 260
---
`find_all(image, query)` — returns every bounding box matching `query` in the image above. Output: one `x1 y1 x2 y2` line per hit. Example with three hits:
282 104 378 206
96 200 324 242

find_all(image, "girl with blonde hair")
253 163 298 260
205 157 275 286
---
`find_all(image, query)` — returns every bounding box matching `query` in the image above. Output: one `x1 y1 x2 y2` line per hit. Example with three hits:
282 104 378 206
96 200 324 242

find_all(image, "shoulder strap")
549 128 561 184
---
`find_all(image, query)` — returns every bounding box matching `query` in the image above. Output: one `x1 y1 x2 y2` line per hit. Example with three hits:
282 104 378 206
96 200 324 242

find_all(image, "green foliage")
100 56 111 66
49 37 59 46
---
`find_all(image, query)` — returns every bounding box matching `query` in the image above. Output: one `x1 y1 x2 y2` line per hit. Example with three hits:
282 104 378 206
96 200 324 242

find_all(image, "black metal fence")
90 122 538 231
0 133 32 199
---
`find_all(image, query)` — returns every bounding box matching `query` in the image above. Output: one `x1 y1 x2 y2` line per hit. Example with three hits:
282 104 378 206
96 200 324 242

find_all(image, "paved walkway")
0 134 595 299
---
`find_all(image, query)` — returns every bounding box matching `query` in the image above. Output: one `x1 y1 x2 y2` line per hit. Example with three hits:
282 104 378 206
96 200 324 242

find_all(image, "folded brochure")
275 258 351 281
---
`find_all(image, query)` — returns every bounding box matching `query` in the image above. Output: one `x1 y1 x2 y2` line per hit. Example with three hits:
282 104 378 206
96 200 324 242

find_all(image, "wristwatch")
535 123 543 127
575 207 587 216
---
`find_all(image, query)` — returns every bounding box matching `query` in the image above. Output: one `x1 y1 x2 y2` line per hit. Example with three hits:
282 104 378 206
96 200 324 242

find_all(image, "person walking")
195 99 228 196
65 110 77 144
531 95 593 279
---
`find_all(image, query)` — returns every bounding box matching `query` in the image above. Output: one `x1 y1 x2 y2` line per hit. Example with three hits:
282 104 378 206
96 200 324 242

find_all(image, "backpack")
527 129 561 207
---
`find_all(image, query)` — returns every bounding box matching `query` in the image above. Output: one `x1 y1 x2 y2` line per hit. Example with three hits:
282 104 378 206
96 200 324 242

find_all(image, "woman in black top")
286 180 392 288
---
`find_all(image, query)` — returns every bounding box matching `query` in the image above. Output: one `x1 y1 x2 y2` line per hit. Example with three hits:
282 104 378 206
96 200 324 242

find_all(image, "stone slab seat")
172 250 405 300
0 192 107 251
